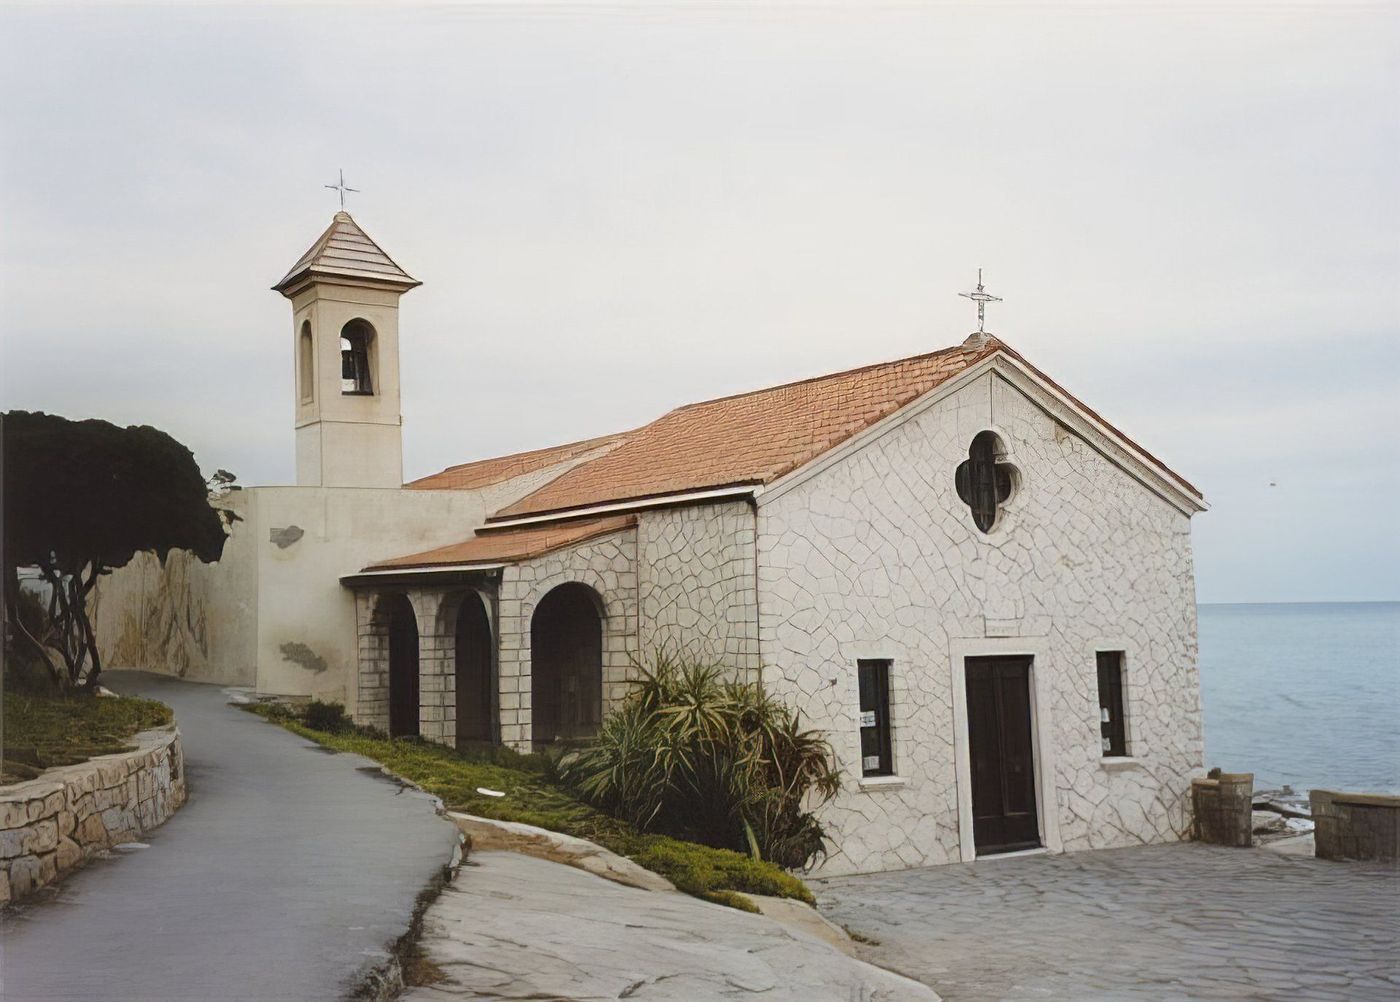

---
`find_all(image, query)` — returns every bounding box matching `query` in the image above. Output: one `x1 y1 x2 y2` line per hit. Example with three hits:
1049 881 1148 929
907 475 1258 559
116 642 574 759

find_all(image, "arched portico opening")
385 594 419 737
531 583 603 745
454 591 494 747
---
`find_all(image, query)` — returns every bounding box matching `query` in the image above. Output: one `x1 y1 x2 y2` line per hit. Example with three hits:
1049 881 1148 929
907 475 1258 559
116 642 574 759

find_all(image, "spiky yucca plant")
558 653 841 870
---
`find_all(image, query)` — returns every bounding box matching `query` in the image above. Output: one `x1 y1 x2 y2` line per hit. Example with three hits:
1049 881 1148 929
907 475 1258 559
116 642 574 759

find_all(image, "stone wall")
1 725 186 906
497 527 639 749
637 502 760 681
756 365 1203 875
1311 789 1400 862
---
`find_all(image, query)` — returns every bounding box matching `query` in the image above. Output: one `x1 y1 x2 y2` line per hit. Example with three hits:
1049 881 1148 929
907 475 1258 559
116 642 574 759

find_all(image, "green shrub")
255 700 299 724
303 699 353 733
245 703 814 908
557 654 841 870
2 688 172 782
700 889 760 912
629 836 815 904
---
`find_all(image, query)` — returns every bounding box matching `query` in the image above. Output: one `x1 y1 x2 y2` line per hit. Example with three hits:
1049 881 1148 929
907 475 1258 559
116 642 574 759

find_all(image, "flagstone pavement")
813 842 1400 1001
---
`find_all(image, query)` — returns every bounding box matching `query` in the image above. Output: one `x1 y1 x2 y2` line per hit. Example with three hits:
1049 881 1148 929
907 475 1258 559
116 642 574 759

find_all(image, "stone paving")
813 843 1400 1001
404 850 938 1001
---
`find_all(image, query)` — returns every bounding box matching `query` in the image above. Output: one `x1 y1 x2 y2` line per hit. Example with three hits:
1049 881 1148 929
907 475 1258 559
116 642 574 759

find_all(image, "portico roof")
360 515 637 574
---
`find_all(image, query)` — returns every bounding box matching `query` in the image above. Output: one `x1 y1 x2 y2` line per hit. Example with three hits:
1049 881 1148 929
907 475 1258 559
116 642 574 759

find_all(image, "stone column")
411 590 456 749
496 566 531 751
1191 771 1253 847
354 591 391 733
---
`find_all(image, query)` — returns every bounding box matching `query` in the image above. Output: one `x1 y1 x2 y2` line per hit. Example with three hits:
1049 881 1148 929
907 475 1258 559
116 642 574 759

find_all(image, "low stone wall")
1311 789 1400 863
1191 772 1253 847
1 725 186 905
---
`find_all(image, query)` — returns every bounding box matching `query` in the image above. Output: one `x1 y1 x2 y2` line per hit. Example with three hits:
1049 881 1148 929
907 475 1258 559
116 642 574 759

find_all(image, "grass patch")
248 704 813 907
2 686 173 783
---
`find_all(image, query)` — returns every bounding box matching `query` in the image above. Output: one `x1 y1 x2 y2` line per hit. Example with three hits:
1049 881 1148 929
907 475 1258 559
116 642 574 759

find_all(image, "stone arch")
379 592 419 737
439 589 495 747
530 582 604 745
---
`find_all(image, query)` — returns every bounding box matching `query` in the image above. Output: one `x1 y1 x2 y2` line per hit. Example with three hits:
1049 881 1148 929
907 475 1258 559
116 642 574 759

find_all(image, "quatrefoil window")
956 431 1016 533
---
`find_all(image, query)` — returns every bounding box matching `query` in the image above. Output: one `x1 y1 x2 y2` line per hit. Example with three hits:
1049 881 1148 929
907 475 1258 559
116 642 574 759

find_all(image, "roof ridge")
421 432 628 478
337 212 415 282
668 341 977 414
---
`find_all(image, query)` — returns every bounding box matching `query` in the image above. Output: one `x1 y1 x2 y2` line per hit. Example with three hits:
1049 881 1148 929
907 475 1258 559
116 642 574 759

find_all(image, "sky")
1 3 1396 605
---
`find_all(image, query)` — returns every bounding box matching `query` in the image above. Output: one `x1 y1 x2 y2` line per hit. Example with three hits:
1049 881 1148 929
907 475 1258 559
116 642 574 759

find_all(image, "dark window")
298 321 314 402
955 430 1014 533
857 659 894 777
340 320 374 395
1096 651 1127 757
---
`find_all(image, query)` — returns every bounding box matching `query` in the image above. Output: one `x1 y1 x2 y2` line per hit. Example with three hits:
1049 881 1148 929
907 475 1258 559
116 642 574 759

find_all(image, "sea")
1199 601 1400 796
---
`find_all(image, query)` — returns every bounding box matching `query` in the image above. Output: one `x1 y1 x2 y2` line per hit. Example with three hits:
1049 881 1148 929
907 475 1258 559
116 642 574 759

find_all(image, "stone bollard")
1192 770 1253 847
1310 790 1400 863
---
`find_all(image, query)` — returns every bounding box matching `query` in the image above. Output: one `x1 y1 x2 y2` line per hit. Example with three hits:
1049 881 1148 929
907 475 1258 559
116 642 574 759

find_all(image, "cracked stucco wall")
90 490 258 686
757 368 1202 875
638 502 759 682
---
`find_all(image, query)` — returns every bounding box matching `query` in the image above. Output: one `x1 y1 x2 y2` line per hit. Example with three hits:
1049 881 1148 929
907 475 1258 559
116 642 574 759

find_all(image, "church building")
94 211 1207 875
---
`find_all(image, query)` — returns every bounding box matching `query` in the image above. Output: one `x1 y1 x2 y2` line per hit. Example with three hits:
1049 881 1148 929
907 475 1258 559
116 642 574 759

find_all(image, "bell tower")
274 212 421 488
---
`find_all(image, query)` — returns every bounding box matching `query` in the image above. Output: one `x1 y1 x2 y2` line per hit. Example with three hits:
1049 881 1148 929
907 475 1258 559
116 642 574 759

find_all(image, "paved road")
814 842 1400 1001
0 671 460 1002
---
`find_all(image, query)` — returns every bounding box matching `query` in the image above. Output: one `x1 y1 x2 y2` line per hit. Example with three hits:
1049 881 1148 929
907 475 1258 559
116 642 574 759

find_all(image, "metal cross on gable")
959 268 1002 333
324 169 359 211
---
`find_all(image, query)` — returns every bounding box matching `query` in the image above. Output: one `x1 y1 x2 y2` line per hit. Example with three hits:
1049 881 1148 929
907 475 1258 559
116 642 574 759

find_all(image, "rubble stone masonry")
1 726 186 905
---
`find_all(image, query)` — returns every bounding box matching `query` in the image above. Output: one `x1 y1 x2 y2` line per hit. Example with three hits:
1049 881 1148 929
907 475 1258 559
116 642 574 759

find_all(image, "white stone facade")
496 528 640 749
756 366 1202 875
637 502 760 681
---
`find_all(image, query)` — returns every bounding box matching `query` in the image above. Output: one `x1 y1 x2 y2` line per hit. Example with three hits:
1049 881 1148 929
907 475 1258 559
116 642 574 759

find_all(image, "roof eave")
340 564 504 589
272 267 423 299
485 483 761 529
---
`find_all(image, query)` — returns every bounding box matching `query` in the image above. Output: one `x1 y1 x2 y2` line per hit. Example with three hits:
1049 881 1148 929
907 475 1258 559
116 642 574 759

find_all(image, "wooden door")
965 656 1040 854
455 593 494 746
387 596 420 738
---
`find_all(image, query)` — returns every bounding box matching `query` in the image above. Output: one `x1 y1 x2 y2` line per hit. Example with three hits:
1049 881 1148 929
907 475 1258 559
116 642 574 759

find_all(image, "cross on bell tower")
324 169 359 211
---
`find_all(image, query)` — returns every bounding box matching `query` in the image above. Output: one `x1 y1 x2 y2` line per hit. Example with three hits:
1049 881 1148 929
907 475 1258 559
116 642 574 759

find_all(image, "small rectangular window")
857 659 894 777
1096 651 1127 757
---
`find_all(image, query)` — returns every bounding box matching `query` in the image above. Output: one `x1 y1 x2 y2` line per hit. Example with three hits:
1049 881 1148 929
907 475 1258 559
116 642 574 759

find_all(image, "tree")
3 411 228 689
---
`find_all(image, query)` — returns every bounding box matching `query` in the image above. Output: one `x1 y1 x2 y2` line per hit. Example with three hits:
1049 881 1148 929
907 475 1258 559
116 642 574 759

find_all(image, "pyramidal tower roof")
274 211 420 296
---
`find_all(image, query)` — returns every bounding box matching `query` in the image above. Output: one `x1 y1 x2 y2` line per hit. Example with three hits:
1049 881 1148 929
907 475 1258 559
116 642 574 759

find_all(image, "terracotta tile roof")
406 433 629 492
364 515 637 572
274 212 419 294
490 340 1001 519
